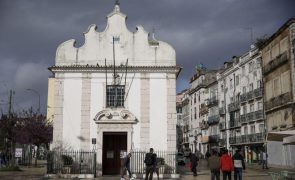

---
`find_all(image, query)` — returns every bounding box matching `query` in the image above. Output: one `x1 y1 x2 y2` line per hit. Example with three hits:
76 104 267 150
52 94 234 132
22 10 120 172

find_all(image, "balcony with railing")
207 97 218 107
240 110 264 124
219 121 226 130
229 133 265 145
199 121 209 130
240 114 247 123
254 88 263 98
208 115 220 125
209 135 220 143
247 91 254 101
263 51 288 75
219 138 227 147
228 101 240 112
199 104 209 116
229 137 236 144
240 93 247 103
265 92 292 111
247 112 255 122
229 116 241 128
229 120 241 128
240 88 263 103
254 110 264 120
219 107 225 115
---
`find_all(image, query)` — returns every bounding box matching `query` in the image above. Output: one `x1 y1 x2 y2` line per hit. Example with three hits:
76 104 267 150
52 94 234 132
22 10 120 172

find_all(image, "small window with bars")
106 85 125 107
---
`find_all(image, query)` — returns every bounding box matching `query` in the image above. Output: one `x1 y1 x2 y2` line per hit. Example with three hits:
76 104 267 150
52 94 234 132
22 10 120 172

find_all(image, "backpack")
145 153 153 166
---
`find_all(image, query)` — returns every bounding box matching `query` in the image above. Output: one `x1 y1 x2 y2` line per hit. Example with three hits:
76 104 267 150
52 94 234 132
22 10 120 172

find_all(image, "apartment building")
180 90 191 152
261 18 295 168
189 68 218 155
207 76 220 151
217 57 241 155
217 47 265 162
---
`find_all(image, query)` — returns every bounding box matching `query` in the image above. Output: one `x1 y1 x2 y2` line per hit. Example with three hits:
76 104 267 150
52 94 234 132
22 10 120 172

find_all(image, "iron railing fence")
229 133 265 145
47 151 96 176
131 150 177 175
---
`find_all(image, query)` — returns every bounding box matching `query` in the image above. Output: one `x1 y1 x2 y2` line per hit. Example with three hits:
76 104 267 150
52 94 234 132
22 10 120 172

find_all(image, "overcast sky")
0 0 294 114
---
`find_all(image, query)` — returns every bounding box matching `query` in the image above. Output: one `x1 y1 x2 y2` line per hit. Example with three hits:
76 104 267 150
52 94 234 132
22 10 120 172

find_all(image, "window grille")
106 85 125 107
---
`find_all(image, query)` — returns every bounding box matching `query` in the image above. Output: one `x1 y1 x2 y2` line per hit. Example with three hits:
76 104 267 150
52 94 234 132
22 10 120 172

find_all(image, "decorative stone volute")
94 108 137 124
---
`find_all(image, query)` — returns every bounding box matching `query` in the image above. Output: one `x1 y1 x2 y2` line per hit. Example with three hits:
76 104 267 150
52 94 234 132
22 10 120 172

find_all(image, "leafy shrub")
156 157 165 166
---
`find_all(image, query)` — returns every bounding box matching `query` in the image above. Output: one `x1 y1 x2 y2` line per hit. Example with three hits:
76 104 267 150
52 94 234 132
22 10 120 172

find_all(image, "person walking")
220 149 233 180
261 150 268 169
190 150 199 176
208 150 220 180
232 149 245 180
144 148 157 180
121 153 134 180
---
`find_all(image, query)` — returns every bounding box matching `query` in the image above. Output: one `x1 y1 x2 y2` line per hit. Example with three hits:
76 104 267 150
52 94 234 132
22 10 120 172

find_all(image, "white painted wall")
90 74 105 150
150 73 167 150
62 73 82 149
125 74 141 149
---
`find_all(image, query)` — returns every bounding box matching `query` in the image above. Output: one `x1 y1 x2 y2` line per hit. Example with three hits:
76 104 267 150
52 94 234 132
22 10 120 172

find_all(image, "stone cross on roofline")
115 0 120 5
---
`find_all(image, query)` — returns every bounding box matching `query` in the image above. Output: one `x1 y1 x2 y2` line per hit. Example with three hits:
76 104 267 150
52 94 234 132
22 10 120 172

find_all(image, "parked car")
177 152 186 165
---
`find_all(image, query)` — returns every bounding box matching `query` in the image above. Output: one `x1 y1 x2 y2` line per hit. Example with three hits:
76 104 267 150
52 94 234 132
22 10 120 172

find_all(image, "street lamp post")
26 89 40 113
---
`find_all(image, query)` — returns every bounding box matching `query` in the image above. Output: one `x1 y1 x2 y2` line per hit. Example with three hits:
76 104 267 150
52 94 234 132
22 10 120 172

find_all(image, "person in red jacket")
220 149 233 180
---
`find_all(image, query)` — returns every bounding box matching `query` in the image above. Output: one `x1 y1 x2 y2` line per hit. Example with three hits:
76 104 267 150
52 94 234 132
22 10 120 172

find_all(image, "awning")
267 130 295 143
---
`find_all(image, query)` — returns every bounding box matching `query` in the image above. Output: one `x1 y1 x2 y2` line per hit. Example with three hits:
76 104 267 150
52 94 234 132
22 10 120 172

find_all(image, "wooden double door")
102 132 127 175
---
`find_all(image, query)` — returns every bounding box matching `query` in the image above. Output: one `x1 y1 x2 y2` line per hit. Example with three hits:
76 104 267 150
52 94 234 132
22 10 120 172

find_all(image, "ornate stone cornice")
48 65 182 76
93 108 138 124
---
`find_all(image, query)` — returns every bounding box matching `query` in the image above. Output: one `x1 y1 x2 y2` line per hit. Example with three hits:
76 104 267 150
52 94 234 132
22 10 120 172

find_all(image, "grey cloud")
0 0 295 113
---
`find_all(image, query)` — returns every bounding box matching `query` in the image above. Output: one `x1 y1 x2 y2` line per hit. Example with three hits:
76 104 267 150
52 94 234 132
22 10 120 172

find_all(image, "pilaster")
140 73 150 149
80 73 92 150
52 73 64 147
167 74 177 151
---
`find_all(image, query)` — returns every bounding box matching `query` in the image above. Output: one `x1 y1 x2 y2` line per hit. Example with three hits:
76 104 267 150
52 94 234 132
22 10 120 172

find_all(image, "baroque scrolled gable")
55 4 176 67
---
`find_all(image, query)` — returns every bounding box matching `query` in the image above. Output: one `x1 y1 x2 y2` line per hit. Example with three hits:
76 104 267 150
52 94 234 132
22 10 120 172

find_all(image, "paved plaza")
1 159 294 180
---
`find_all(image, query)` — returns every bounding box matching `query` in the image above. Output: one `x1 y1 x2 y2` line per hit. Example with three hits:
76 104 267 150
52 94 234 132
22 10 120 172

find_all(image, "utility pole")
8 89 13 117
7 89 15 166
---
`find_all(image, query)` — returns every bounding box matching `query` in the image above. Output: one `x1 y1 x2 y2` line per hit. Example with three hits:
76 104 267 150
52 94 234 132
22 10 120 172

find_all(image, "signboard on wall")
15 148 22 158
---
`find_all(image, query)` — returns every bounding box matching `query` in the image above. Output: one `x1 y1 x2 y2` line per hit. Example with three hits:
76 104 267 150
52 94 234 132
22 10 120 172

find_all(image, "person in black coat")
190 151 199 176
144 148 157 180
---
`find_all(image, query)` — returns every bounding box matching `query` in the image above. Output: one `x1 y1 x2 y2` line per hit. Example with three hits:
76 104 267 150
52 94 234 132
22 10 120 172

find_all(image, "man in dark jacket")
121 153 133 180
208 150 220 180
190 151 199 176
144 148 157 180
232 149 245 180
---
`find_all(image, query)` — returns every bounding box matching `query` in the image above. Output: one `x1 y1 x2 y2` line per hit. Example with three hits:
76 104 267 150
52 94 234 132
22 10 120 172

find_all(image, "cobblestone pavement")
1 159 294 180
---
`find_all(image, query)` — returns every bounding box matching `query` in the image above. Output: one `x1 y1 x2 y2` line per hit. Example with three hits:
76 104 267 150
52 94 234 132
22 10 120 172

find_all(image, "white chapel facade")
48 2 180 174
